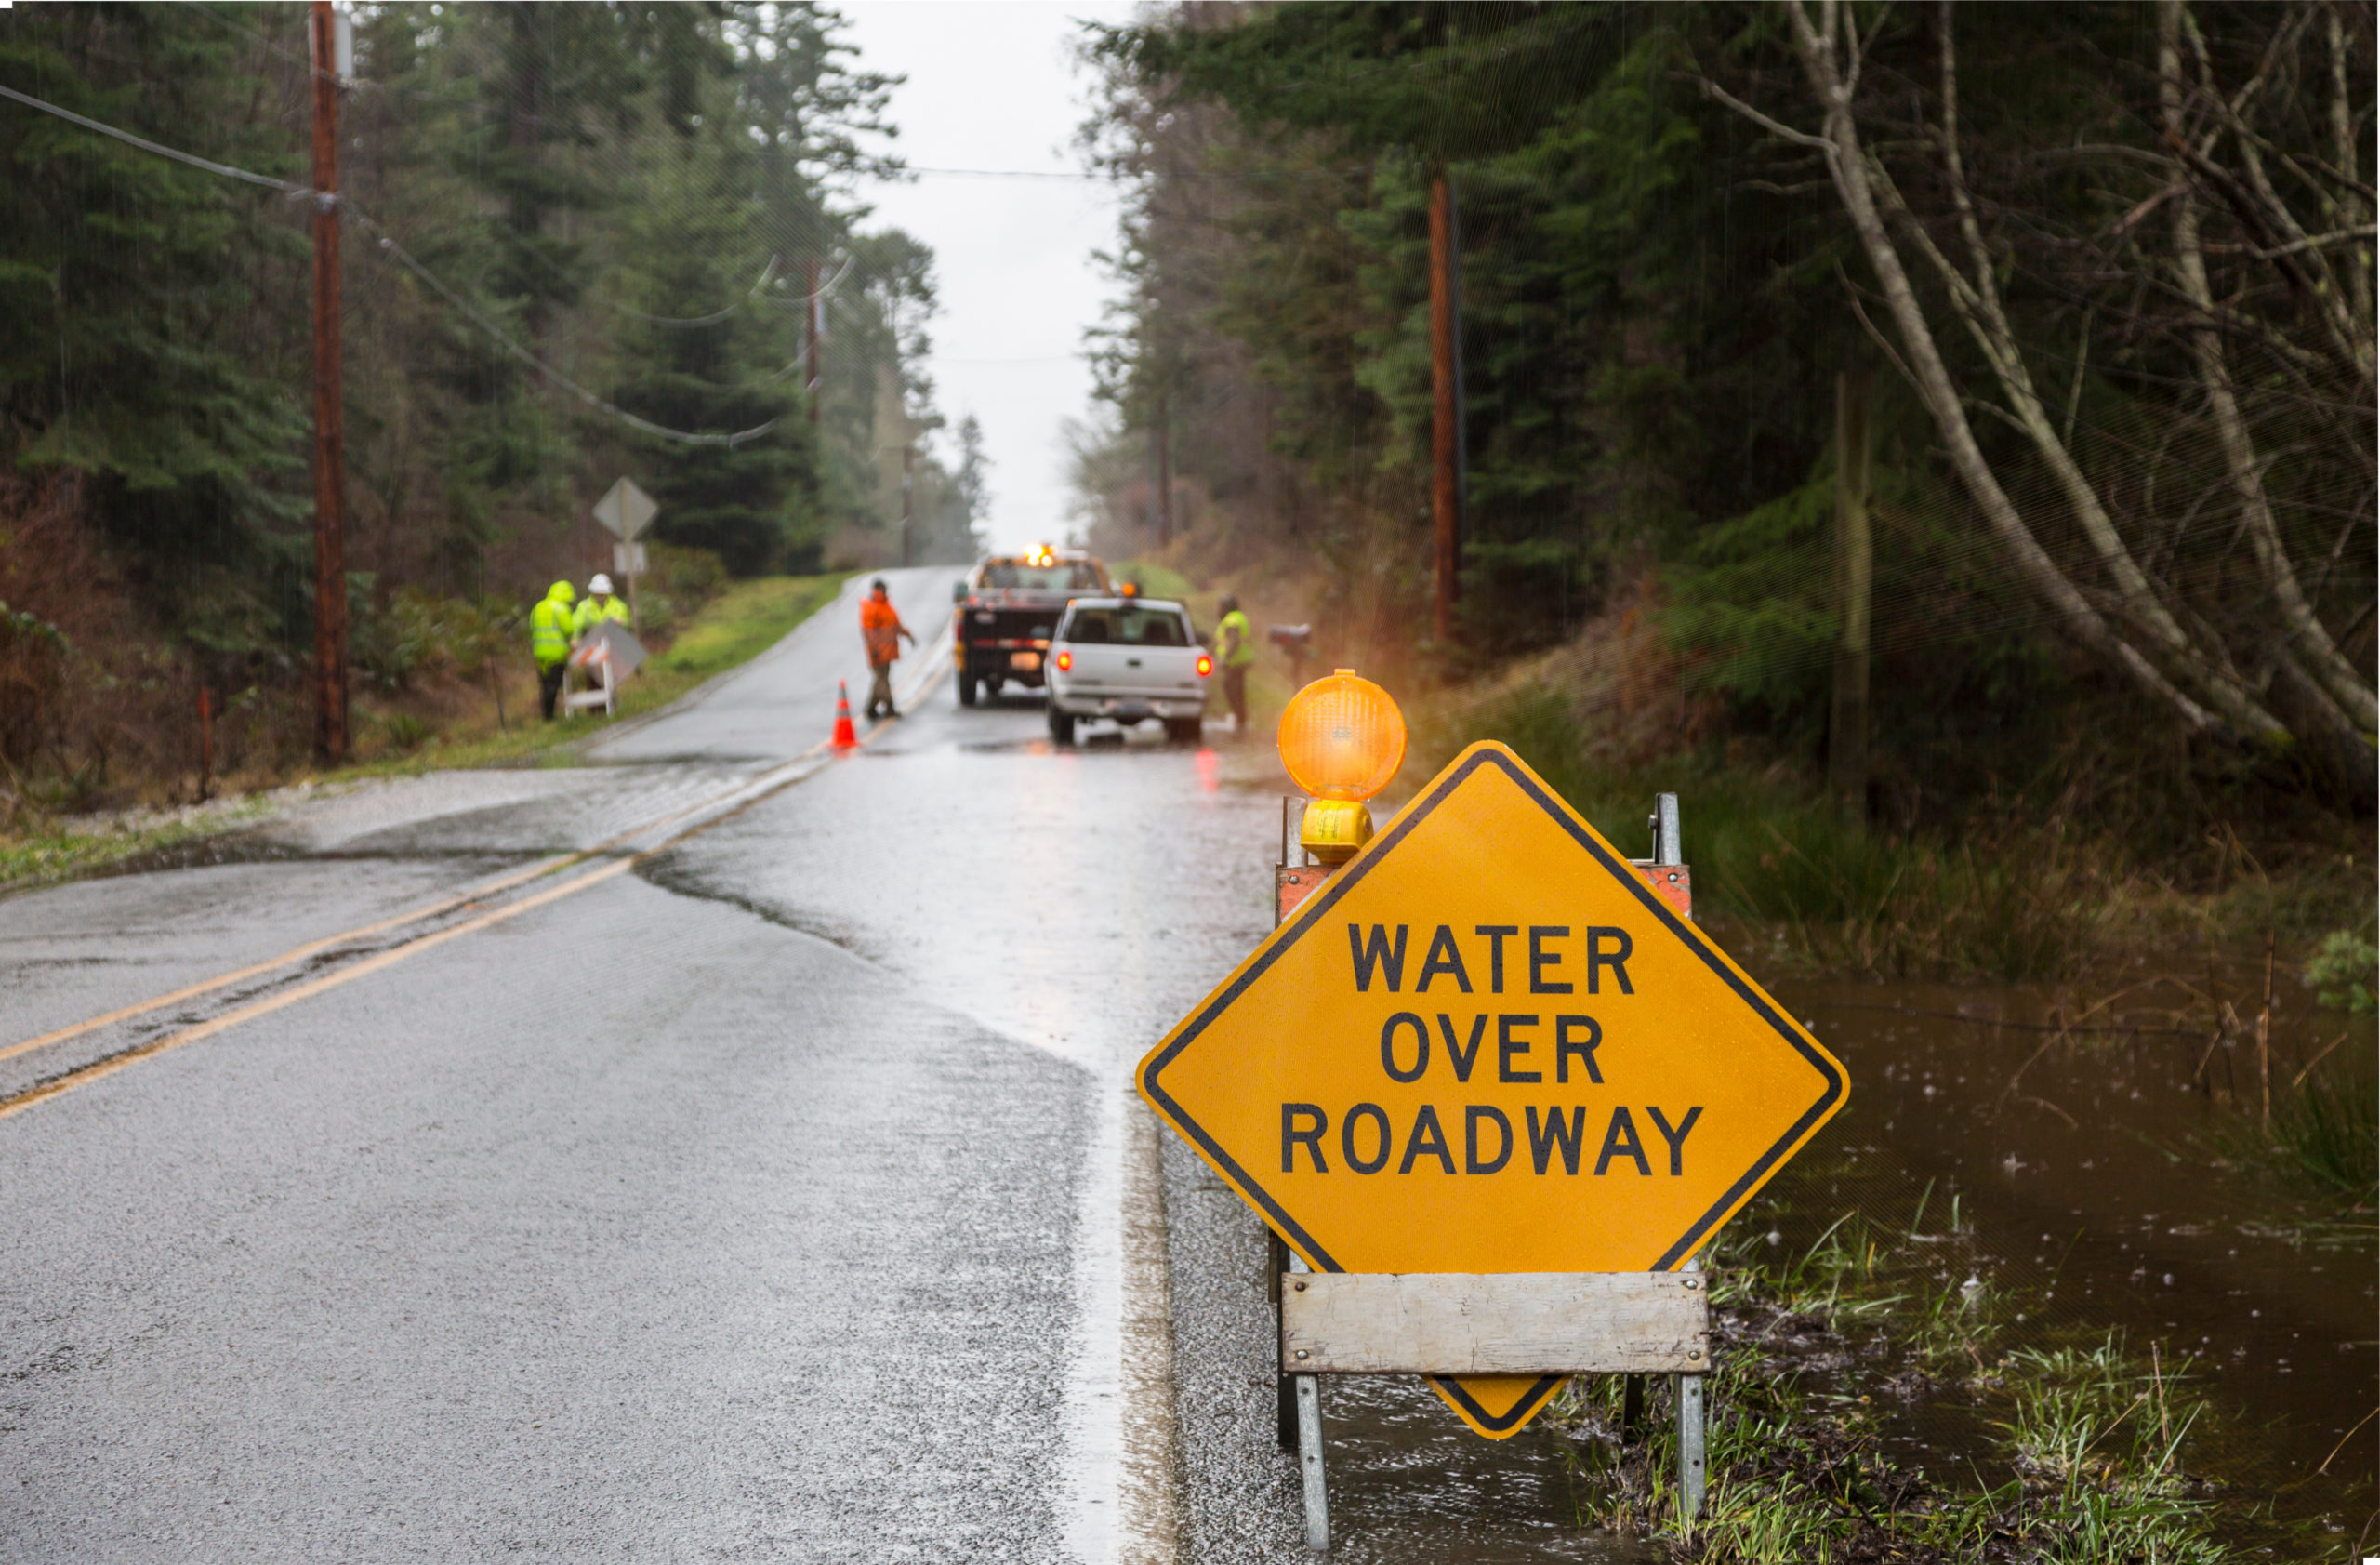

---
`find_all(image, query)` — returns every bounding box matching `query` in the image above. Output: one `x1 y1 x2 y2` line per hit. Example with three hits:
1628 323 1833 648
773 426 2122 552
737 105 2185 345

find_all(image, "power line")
763 251 860 309
906 166 1102 182
757 253 862 385
0 81 306 194
355 216 782 449
522 241 857 330
0 77 784 449
608 253 781 328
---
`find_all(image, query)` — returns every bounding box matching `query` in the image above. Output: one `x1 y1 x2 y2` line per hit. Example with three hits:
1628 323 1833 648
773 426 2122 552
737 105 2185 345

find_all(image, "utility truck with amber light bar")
951 548 1113 707
1044 598 1210 745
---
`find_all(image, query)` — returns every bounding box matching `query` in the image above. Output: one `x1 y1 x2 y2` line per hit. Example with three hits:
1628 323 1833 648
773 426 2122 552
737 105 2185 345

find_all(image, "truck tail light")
1197 655 1213 677
1055 650 1073 672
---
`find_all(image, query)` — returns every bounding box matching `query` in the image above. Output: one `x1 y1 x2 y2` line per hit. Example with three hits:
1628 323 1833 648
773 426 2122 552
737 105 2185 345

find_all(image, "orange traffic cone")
830 681 859 749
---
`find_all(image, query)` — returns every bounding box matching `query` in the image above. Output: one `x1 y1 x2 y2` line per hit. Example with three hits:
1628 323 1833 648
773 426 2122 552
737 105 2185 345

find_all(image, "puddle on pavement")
1313 1373 1661 1563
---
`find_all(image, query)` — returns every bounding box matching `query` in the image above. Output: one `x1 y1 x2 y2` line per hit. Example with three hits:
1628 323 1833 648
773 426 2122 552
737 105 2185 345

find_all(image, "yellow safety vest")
573 596 629 636
531 590 575 667
1217 609 1257 667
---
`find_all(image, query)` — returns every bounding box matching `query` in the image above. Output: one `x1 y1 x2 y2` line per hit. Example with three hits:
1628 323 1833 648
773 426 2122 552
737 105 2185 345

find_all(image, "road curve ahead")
0 564 1291 1561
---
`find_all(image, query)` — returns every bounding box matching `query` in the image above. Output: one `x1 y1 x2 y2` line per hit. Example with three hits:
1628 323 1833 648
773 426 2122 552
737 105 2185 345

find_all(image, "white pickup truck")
1044 597 1211 745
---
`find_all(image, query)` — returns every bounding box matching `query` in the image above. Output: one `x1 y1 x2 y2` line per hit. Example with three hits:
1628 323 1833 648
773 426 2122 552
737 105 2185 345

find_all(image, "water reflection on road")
1315 1373 1663 1563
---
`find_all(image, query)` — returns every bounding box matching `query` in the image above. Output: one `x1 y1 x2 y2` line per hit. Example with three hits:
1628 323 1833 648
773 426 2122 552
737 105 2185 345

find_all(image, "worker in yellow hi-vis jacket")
574 573 630 637
531 579 576 721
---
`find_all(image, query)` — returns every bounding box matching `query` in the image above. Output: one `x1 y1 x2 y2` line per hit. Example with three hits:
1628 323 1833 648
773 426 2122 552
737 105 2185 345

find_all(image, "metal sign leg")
1271 1231 1297 1452
1676 1257 1706 1520
1653 793 1707 1523
1287 1253 1330 1552
1676 1371 1706 1519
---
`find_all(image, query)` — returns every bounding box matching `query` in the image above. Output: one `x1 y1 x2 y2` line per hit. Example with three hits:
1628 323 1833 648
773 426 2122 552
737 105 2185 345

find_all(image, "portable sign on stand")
591 476 657 630
562 620 647 719
1138 672 1848 1552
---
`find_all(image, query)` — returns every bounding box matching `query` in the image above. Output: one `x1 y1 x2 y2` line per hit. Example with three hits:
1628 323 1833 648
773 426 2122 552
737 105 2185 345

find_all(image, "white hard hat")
588 573 614 595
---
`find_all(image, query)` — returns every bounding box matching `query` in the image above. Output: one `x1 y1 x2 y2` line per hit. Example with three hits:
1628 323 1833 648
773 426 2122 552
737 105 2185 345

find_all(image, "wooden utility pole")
900 443 914 566
1428 175 1460 643
1448 179 1467 557
1155 391 1172 547
1145 422 1159 541
1828 370 1872 823
803 256 821 424
310 0 350 764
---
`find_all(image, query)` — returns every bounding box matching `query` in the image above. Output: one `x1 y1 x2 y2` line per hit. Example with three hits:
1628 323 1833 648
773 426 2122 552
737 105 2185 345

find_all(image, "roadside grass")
643 573 849 681
0 574 847 894
0 793 279 895
1545 1201 2256 1563
1112 560 1198 605
1409 681 2370 984
1410 683 2108 980
334 573 847 779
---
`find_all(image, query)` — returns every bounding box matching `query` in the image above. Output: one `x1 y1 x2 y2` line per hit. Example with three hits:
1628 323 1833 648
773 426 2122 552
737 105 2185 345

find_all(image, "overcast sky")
840 2 1137 556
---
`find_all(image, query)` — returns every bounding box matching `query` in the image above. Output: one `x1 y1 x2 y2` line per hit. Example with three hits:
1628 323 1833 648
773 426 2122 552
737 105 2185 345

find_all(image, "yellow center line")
0 733 853 1067
0 600 959 1121
0 851 582 1066
0 857 640 1123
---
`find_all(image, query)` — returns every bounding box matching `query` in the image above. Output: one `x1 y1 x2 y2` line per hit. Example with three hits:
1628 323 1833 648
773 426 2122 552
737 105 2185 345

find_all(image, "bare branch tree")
2161 0 2375 736
1697 0 2373 792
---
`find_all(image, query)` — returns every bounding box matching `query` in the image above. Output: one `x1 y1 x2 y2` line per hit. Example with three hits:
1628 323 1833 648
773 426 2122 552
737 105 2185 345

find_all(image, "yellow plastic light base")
1277 669 1407 803
1299 797 1374 865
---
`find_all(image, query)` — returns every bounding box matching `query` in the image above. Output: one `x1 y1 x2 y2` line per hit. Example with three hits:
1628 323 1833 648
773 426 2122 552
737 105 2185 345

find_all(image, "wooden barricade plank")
1280 1271 1709 1376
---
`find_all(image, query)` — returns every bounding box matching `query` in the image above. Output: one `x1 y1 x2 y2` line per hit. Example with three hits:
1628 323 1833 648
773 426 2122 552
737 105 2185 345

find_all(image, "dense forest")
1076 2 2375 858
0 2 981 799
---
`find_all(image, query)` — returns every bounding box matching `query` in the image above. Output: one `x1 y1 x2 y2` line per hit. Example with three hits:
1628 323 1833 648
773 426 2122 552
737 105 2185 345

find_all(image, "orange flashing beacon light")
1276 669 1406 864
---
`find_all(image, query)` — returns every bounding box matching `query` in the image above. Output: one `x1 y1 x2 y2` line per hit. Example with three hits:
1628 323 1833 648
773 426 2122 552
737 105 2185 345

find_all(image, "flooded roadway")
0 574 2366 1559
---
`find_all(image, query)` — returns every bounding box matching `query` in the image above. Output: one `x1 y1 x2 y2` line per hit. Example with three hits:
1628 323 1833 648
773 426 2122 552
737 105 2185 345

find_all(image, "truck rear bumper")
962 648 1048 685
1048 693 1205 722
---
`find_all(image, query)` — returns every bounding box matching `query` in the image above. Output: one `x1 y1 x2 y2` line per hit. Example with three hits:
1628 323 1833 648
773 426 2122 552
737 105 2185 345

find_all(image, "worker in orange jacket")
860 578 916 720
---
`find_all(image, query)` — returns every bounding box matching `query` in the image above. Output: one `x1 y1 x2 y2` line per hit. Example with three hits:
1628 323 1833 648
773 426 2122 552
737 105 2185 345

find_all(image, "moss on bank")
0 794 280 895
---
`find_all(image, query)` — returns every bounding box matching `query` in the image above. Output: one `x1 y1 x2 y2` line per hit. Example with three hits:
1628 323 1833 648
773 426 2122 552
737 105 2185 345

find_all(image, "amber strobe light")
1277 669 1407 864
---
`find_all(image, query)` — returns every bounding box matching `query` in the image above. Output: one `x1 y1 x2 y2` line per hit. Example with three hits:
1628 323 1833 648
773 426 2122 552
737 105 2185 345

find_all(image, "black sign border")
1141 745 1846 1432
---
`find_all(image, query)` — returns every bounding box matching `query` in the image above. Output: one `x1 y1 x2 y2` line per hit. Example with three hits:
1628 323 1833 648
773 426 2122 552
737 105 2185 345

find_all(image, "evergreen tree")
0 4 310 647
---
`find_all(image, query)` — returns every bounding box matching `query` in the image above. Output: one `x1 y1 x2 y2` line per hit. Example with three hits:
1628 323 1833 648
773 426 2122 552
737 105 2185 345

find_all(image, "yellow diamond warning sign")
1138 742 1847 1439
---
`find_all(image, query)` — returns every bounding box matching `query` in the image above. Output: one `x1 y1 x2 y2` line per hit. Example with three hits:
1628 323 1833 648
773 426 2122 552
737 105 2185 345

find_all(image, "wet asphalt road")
0 568 1238 1561
0 569 1643 1563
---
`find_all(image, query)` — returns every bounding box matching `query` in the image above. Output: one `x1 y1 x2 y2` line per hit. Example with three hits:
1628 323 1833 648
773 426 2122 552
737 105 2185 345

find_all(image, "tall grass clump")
1996 1338 2225 1565
2266 1065 2379 1205
2202 1057 2379 1212
2305 929 2377 1015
